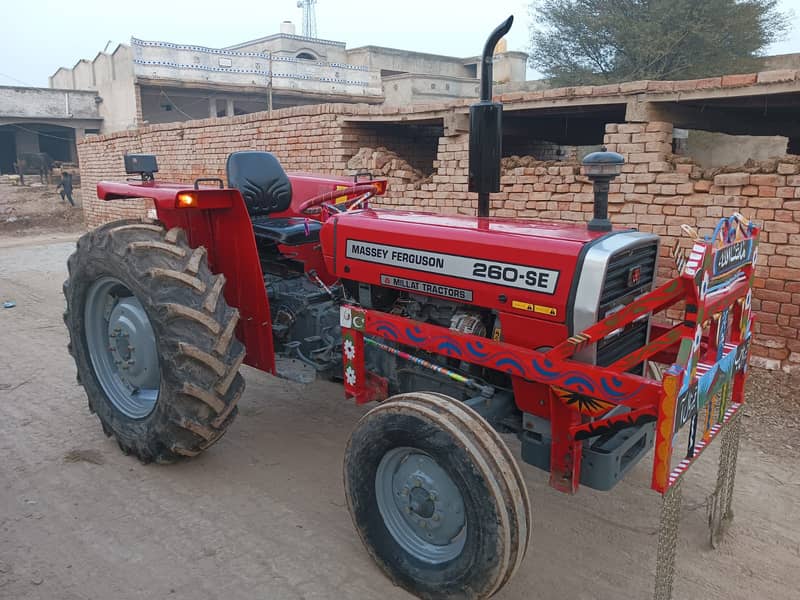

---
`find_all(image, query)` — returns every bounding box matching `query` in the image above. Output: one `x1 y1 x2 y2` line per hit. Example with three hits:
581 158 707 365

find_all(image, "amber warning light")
371 179 388 195
177 193 196 208
174 191 233 210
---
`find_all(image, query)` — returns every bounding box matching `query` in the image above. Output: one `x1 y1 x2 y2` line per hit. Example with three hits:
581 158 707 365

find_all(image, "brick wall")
346 125 441 175
504 137 579 162
78 104 365 226
78 105 800 372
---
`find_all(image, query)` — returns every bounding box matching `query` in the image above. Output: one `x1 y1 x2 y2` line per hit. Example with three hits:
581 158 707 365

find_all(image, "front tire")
344 392 531 599
64 219 245 462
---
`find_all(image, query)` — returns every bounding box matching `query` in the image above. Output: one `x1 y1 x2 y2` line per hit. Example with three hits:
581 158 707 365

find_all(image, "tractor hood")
321 210 625 324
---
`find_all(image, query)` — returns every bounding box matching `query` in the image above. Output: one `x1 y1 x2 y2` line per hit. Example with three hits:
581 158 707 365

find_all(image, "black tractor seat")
226 151 322 247
251 217 322 246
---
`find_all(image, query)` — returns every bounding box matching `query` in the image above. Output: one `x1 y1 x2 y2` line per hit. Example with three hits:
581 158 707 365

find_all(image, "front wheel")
63 219 245 462
344 392 531 599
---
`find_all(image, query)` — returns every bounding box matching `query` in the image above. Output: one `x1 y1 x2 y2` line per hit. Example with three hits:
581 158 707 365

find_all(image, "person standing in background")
56 171 75 207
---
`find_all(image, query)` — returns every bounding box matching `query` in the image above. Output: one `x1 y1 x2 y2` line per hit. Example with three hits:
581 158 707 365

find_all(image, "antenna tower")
297 0 318 38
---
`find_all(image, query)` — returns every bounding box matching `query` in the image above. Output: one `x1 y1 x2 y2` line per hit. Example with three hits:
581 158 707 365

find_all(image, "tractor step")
275 357 317 384
519 421 655 491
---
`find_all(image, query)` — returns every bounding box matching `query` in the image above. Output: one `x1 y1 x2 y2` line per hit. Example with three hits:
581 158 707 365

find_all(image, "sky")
1 0 799 88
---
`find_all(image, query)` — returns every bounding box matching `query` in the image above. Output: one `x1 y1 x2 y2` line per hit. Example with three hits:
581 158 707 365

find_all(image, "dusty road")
1 234 798 600
0 183 84 236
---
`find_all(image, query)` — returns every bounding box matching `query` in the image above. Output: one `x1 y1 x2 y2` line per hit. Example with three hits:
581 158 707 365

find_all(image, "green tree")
529 0 788 85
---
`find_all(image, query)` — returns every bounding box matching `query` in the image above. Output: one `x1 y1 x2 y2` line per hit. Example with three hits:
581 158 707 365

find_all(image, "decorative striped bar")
667 402 742 487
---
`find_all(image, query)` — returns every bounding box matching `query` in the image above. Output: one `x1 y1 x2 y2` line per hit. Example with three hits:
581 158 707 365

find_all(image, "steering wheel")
298 184 379 215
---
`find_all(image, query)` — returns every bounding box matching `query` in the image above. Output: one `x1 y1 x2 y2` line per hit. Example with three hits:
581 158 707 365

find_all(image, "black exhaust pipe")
469 15 514 218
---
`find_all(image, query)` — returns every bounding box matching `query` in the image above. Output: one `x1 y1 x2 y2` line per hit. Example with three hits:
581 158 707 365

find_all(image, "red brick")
633 132 669 143
646 142 672 153
618 123 646 134
592 84 621 96
626 173 656 184
660 184 677 195
605 133 631 144
782 304 800 316
770 232 789 244
655 173 689 184
758 186 777 196
765 221 800 233
741 185 759 196
747 197 780 208
645 122 673 133
543 87 570 99
617 143 646 153
771 267 800 280
694 180 712 192
695 77 722 89
628 152 663 163
646 80 675 92
761 300 781 314
673 79 697 91
724 73 758 87
758 289 792 303
619 80 649 93
750 173 786 187
714 172 751 186
756 69 797 84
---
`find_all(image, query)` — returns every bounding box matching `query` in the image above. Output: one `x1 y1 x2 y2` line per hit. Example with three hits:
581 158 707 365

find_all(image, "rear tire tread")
148 267 207 292
63 218 246 463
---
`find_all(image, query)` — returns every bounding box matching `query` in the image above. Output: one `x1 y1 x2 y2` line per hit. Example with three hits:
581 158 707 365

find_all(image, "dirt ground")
0 182 84 237
1 227 799 599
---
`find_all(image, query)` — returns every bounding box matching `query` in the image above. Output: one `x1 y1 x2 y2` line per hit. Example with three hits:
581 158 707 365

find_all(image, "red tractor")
64 18 756 600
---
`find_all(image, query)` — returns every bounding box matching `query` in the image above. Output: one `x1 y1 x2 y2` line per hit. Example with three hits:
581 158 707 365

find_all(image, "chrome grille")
596 243 659 372
599 243 658 315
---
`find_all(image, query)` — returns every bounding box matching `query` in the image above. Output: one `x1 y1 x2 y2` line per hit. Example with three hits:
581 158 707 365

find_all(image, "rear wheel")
64 219 245 462
344 392 531 599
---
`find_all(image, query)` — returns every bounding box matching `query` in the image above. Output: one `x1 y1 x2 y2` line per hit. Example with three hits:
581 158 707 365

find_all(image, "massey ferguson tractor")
64 17 757 600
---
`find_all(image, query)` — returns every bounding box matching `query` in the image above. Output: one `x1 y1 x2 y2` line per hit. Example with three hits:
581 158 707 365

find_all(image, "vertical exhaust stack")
469 15 514 218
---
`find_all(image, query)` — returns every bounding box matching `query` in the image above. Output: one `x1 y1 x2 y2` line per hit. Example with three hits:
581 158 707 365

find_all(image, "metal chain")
654 478 683 600
722 410 742 522
707 404 741 548
654 400 742 599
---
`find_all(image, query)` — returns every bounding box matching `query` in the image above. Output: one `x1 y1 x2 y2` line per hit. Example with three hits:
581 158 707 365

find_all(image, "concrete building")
0 86 102 174
49 22 528 134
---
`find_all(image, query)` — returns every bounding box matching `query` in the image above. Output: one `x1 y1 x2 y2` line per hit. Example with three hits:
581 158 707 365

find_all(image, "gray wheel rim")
84 276 160 419
375 446 467 564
